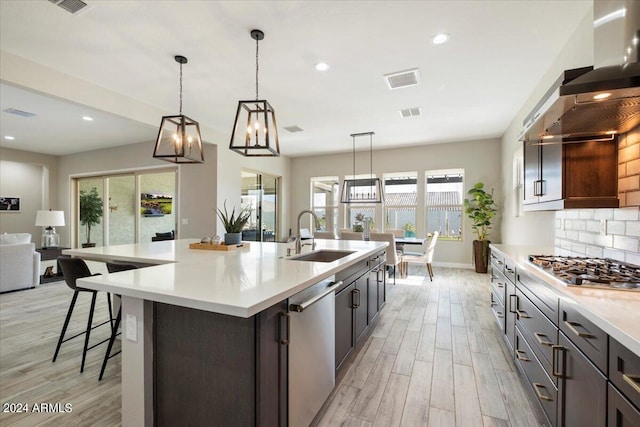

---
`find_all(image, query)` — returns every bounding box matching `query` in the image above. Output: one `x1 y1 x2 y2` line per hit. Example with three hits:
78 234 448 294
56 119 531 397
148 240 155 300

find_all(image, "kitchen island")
65 238 387 427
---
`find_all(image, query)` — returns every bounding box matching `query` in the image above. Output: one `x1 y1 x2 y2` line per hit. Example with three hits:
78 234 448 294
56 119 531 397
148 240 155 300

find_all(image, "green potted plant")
403 222 416 237
464 182 497 273
79 187 104 248
216 201 251 245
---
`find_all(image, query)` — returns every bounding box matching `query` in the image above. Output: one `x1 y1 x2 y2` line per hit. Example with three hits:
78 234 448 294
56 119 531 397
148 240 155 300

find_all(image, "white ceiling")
0 0 592 158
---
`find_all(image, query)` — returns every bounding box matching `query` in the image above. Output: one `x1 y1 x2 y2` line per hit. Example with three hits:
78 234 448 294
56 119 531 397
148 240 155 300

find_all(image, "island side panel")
121 296 154 427
153 302 256 426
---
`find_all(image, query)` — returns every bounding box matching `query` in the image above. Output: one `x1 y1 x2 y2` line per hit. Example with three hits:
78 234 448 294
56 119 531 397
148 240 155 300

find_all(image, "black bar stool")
99 262 138 381
52 257 114 373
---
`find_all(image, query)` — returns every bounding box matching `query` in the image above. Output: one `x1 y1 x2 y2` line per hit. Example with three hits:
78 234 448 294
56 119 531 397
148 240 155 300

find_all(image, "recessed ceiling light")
593 93 611 100
431 33 450 45
4 136 15 140
82 116 94 121
315 62 330 71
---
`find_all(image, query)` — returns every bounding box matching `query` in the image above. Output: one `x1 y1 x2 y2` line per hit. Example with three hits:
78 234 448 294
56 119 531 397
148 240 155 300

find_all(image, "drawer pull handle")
564 320 595 339
515 309 531 319
509 295 517 314
516 350 530 362
505 267 514 273
623 374 640 394
496 311 504 319
491 275 498 280
552 345 565 378
534 332 554 347
532 383 553 402
496 282 505 289
279 312 290 345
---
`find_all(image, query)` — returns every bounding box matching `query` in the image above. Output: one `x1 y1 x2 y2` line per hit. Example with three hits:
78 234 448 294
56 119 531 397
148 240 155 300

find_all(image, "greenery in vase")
79 187 104 244
403 222 416 233
463 182 497 241
216 201 251 233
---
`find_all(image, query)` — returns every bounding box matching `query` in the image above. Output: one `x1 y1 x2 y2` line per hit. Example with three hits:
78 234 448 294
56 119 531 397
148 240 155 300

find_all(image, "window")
311 177 339 234
426 170 464 240
344 174 378 230
383 173 417 236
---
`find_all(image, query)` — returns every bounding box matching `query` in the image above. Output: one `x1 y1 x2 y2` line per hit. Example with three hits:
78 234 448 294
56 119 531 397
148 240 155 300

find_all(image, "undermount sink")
288 250 355 263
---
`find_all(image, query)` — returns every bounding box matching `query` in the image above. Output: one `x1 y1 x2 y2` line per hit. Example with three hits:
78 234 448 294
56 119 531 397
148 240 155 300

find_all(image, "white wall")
499 10 593 246
0 148 59 240
290 138 502 267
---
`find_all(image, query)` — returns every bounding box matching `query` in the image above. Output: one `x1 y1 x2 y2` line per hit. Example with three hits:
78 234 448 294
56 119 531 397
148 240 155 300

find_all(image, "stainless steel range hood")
520 0 640 145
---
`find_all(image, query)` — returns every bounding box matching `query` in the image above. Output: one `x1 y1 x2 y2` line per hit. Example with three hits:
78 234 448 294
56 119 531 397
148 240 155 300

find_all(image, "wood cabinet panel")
354 274 369 343
609 338 640 411
559 301 608 374
540 143 562 203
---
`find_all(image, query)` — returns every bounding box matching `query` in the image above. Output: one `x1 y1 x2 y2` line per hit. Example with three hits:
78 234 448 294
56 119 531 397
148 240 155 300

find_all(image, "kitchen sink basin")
288 250 355 263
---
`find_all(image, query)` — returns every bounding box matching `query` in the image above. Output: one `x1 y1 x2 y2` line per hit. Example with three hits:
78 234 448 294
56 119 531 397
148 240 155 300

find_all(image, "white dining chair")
401 231 439 281
340 230 363 240
369 232 401 285
314 231 336 239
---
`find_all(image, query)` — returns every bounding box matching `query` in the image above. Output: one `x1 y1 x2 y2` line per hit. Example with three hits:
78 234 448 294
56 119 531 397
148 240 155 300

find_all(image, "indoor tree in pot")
464 182 497 273
216 201 251 245
79 187 104 248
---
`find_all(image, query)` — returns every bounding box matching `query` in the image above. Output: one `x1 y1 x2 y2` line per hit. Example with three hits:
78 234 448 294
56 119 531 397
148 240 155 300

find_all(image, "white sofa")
0 233 41 292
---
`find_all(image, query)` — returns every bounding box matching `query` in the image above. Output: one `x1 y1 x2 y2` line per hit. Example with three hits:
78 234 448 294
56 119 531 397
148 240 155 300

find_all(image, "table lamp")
35 210 65 249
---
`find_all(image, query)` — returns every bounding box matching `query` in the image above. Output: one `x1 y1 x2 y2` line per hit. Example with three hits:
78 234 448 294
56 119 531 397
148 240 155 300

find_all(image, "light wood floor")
0 266 546 426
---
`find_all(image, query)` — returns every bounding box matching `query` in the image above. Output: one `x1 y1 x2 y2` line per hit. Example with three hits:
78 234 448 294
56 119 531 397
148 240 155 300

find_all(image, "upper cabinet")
523 140 619 211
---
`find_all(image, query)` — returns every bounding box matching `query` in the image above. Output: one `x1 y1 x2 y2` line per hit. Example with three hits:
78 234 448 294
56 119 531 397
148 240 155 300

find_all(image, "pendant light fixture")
153 55 204 164
229 29 280 157
340 132 384 204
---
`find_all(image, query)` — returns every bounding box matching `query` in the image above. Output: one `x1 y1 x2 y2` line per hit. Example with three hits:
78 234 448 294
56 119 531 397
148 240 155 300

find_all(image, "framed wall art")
0 197 21 212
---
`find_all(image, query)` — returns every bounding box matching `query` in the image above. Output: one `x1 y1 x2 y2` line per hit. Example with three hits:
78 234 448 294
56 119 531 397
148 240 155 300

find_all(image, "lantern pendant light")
229 29 280 157
153 55 204 164
340 132 384 204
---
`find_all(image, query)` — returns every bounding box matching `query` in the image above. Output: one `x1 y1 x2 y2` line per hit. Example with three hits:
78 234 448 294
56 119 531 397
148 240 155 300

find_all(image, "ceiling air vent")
48 0 88 14
3 108 37 118
399 107 422 118
383 68 420 90
284 125 304 133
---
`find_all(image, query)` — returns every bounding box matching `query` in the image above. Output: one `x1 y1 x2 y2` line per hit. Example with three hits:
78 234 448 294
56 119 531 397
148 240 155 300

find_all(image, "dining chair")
99 262 138 380
340 230 363 240
53 257 113 373
314 231 336 239
387 229 405 238
369 232 401 285
401 231 439 281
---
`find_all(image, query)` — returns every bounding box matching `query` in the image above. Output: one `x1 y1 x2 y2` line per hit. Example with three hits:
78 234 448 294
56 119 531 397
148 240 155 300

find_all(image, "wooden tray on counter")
189 242 250 251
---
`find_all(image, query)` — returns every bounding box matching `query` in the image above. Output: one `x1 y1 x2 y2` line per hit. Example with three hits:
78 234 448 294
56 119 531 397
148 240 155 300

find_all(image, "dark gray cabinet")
557 331 607 427
335 282 356 372
608 382 640 427
153 300 288 427
335 250 386 373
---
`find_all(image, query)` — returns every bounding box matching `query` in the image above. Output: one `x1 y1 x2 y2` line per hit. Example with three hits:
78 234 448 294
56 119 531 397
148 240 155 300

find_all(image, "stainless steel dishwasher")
288 276 343 427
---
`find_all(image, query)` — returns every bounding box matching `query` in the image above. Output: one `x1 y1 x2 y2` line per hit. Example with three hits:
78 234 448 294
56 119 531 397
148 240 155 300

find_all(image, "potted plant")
216 201 251 245
353 212 365 232
79 187 103 248
403 222 416 237
464 182 497 273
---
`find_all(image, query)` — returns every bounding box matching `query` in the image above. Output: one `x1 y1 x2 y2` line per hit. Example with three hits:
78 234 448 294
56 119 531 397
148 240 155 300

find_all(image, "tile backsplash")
555 207 640 265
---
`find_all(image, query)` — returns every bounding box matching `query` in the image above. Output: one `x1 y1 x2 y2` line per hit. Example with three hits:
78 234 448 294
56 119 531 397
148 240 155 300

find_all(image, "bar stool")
99 262 138 380
52 257 114 373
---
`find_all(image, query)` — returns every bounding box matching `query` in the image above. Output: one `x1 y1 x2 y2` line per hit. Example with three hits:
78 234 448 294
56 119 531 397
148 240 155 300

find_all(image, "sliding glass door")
240 170 279 242
75 169 176 247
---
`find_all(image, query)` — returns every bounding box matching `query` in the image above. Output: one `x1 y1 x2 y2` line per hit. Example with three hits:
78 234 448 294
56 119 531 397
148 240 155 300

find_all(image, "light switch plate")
126 314 137 342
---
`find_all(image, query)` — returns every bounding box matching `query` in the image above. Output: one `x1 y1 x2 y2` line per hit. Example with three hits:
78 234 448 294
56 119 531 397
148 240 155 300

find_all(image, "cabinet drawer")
504 258 516 284
608 382 640 427
515 291 558 382
516 269 559 325
490 250 505 271
490 268 507 305
610 338 640 411
514 326 557 426
490 291 505 331
559 300 608 374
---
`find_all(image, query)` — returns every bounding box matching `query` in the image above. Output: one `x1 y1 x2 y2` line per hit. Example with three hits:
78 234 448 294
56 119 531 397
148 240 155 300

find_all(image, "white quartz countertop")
491 244 640 355
66 239 387 318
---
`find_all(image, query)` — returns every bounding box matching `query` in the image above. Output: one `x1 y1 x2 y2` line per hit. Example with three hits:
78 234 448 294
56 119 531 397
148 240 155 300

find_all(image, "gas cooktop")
528 255 640 291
